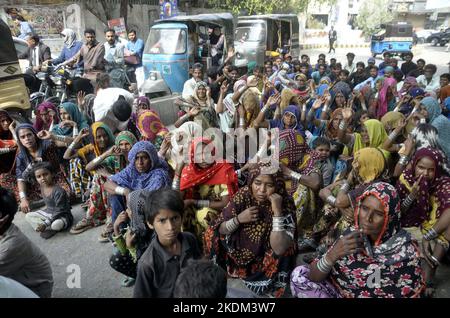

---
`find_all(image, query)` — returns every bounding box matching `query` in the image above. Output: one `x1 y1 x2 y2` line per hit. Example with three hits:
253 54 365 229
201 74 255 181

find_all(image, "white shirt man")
416 74 440 93
93 87 134 132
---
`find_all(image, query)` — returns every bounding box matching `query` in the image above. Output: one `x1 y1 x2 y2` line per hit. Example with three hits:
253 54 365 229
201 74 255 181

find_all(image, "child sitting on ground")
25 162 73 239
311 137 334 187
133 188 201 298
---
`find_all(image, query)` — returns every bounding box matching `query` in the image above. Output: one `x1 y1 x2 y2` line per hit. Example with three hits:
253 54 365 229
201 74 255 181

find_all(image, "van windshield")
145 28 187 54
235 24 265 42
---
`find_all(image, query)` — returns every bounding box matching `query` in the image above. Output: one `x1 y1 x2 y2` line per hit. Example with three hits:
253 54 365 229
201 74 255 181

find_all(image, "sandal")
98 222 114 243
121 277 136 288
424 281 435 298
40 229 58 239
70 218 94 234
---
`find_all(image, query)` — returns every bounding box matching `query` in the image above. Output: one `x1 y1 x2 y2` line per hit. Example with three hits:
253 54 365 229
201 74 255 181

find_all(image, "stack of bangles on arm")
19 191 26 200
196 200 210 208
399 155 410 166
68 141 77 150
115 186 126 196
72 127 79 137
54 135 67 143
316 253 333 273
338 121 346 131
0 148 13 154
272 216 286 232
290 171 302 182
180 113 190 123
225 217 240 232
172 178 180 190
388 130 398 142
340 181 350 193
326 195 337 206
423 228 438 241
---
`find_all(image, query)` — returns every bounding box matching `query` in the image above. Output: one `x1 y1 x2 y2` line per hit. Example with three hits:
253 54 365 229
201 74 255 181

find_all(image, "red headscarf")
180 137 238 199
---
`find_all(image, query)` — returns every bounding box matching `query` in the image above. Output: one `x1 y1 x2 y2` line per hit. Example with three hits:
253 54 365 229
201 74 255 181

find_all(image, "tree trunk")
120 0 129 26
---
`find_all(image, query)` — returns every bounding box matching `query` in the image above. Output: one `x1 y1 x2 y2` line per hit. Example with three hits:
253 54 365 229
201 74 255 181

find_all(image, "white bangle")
338 121 346 130
322 105 328 113
92 156 102 164
239 117 245 127
72 127 79 137
68 141 76 150
196 200 210 208
302 105 307 112
115 186 126 196
19 191 27 200
290 171 302 181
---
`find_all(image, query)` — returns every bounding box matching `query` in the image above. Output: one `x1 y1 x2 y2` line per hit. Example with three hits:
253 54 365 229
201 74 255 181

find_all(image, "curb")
300 43 370 50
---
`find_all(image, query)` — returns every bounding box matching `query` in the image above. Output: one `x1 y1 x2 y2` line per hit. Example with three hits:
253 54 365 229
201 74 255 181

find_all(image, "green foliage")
355 0 394 35
206 0 325 15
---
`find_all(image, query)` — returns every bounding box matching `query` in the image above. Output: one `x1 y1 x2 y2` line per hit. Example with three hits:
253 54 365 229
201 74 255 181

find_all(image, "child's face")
148 209 182 246
315 145 330 160
339 73 348 82
35 168 53 187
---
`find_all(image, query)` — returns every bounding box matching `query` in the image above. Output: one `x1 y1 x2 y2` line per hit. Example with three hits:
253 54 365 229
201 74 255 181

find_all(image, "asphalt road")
301 43 450 75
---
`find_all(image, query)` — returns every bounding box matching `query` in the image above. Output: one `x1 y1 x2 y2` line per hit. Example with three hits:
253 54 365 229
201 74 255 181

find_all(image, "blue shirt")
18 21 34 39
52 41 83 68
126 38 144 66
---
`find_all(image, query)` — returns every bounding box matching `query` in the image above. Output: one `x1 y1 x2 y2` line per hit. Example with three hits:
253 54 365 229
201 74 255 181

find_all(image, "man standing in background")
328 26 337 54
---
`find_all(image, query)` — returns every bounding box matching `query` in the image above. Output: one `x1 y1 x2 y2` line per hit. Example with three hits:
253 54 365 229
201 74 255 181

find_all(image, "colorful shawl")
353 119 390 159
77 122 115 162
51 102 89 136
420 97 450 158
397 147 450 231
137 110 168 143
377 77 397 118
329 182 425 298
180 137 238 199
110 141 170 191
326 108 343 140
279 129 320 194
33 102 60 132
380 111 406 137
204 162 297 297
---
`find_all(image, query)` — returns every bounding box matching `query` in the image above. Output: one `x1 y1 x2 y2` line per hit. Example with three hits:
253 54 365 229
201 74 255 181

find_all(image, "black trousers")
109 249 137 278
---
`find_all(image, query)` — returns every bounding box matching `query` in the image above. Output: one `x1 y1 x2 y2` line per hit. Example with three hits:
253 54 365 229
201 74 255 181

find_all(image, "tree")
81 0 131 27
206 0 330 15
355 0 394 36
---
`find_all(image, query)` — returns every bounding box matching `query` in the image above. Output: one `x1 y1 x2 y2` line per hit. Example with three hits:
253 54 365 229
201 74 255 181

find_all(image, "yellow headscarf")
353 148 386 183
353 119 390 159
280 88 300 112
381 111 406 137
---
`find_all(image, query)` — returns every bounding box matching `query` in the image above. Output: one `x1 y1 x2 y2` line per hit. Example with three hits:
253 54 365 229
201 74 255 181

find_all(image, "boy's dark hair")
112 96 132 122
128 29 137 35
339 69 350 77
192 63 203 71
356 61 365 68
318 53 326 59
299 62 309 68
104 28 115 34
417 58 425 65
33 161 55 179
144 188 184 225
424 64 437 74
369 65 379 71
404 51 413 58
330 140 345 157
330 58 337 62
383 51 391 57
84 28 96 36
312 137 331 149
96 73 110 89
393 70 404 82
173 260 227 298
301 54 309 59
228 65 238 73
441 73 450 81
0 187 18 230
207 66 219 79
29 33 40 43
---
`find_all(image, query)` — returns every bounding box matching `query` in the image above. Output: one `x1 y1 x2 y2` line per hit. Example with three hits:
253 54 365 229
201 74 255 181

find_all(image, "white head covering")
61 28 77 48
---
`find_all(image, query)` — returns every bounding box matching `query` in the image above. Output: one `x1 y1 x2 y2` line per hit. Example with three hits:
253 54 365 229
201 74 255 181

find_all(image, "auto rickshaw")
0 19 31 120
139 13 235 98
370 22 413 59
234 14 300 68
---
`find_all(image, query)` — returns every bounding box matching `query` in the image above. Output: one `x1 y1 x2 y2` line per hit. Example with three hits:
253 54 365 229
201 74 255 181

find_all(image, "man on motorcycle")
18 34 51 74
62 28 105 83
44 29 83 70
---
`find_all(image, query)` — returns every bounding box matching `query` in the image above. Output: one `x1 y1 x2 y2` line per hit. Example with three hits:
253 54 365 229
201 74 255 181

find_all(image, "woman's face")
360 113 369 124
414 156 436 181
315 144 330 160
59 107 71 121
138 103 151 112
18 128 37 150
95 128 109 151
39 110 51 124
119 140 132 154
297 79 306 87
251 174 276 203
335 94 345 106
197 86 207 99
135 151 152 173
375 81 383 91
195 142 214 169
1 116 11 131
361 125 370 145
419 104 429 119
358 195 386 242
283 112 296 128
332 114 343 130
